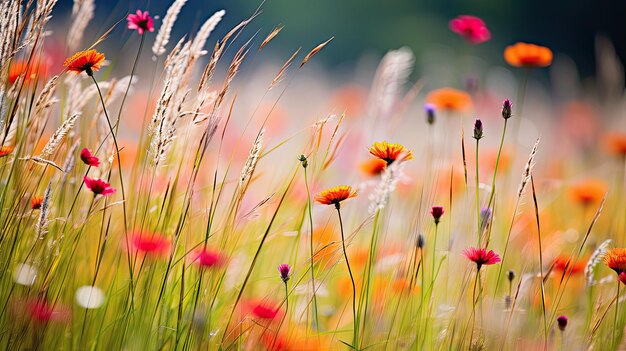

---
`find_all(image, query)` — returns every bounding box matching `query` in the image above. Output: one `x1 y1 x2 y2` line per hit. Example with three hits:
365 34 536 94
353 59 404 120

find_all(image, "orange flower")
359 158 387 176
368 141 413 165
63 49 105 75
31 195 44 210
8 58 48 85
425 87 472 113
504 42 553 68
604 133 626 156
0 146 14 157
314 185 357 207
568 178 607 206
604 248 626 274
552 255 586 275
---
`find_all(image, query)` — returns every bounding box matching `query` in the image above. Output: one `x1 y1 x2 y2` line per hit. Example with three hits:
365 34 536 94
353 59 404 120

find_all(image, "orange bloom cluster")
0 146 14 157
604 133 626 156
64 49 105 75
368 141 413 165
567 178 607 206
605 248 626 274
504 42 553 68
425 87 472 112
314 185 357 206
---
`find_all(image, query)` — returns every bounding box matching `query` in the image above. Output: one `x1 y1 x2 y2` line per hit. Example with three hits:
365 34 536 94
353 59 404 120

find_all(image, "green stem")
475 139 481 247
303 167 320 331
337 205 358 350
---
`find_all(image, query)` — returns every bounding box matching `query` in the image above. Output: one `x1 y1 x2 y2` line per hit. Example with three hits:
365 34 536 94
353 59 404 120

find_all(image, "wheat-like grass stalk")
66 0 94 52
190 10 225 58
152 0 187 57
586 239 612 287
238 128 265 192
35 182 52 240
39 113 80 159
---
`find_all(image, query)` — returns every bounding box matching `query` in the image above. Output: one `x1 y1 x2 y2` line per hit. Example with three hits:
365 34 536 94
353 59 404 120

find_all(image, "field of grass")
1 1 626 350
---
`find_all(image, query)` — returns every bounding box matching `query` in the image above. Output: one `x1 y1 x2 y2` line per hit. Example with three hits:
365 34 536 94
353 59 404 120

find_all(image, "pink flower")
127 10 154 35
129 232 170 256
80 148 100 167
619 272 626 285
193 248 227 269
463 247 501 270
84 176 116 196
449 15 491 44
277 263 292 283
247 300 281 320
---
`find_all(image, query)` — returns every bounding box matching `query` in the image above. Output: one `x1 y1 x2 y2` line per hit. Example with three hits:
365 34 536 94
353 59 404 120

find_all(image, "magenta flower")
80 148 100 167
84 176 116 196
277 263 292 283
129 231 170 257
431 206 445 224
557 315 568 331
127 10 154 35
193 248 227 269
463 247 501 271
449 15 491 44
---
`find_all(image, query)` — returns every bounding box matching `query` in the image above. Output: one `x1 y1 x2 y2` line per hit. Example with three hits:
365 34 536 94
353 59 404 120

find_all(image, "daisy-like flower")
504 42 553 68
9 58 49 85
449 15 491 44
84 176 116 196
463 247 501 271
604 248 626 274
568 178 607 206
314 185 357 209
193 248 227 269
0 146 14 157
552 255 586 275
80 148 100 167
278 263 292 283
64 49 105 76
604 133 626 156
425 87 473 113
359 158 387 176
368 141 414 165
31 195 44 210
248 300 281 320
129 232 170 257
127 10 154 35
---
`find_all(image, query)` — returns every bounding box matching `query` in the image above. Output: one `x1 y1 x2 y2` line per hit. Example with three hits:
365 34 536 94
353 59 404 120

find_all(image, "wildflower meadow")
1 1 626 350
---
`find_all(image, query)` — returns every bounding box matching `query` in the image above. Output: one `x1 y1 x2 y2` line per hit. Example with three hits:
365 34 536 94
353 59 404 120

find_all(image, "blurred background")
53 0 626 79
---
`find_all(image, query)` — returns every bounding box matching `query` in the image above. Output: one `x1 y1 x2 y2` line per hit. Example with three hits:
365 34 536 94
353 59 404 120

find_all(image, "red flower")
619 272 626 285
26 298 69 324
80 148 100 167
463 247 501 270
248 300 282 320
129 232 170 256
449 15 491 44
31 195 44 210
430 206 445 224
127 10 154 35
193 248 226 269
314 185 357 207
84 176 116 196
64 49 105 76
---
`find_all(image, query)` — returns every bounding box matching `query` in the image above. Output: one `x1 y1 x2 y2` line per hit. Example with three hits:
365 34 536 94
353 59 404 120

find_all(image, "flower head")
129 232 170 257
502 99 513 119
463 247 501 270
449 15 491 44
425 88 473 113
504 42 553 68
368 141 413 165
25 298 69 324
127 10 154 35
9 58 49 85
31 195 44 210
80 148 100 167
552 255 586 275
430 206 445 224
473 119 483 140
314 185 357 208
619 272 626 285
359 158 387 176
568 178 607 206
557 315 568 331
193 248 227 269
604 133 626 156
424 103 436 125
84 176 116 196
278 263 292 283
247 300 281 320
604 248 626 274
64 49 105 76
0 146 14 157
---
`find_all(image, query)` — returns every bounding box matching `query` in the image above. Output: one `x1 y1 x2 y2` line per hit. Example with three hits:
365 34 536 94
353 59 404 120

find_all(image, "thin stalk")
475 139 481 246
613 281 620 350
303 166 320 331
337 204 358 350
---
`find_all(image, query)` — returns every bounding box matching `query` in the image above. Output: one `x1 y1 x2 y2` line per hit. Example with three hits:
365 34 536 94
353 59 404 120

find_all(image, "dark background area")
54 0 626 79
